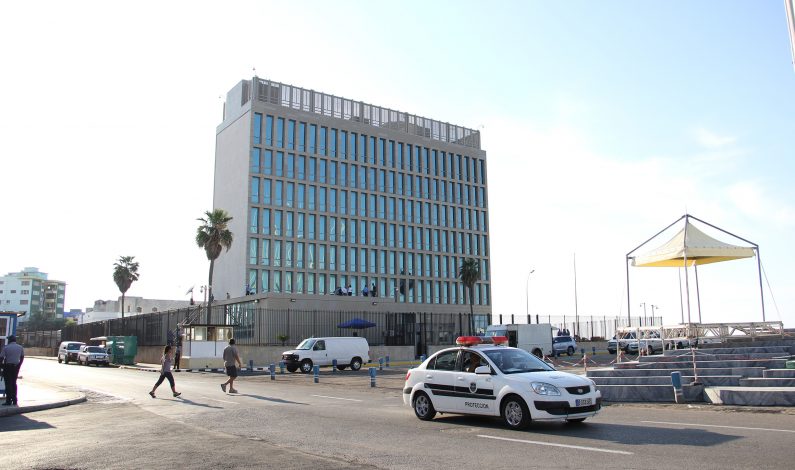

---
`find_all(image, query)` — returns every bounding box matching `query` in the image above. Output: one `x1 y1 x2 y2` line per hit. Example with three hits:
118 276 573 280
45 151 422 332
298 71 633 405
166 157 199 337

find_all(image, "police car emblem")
469 382 477 393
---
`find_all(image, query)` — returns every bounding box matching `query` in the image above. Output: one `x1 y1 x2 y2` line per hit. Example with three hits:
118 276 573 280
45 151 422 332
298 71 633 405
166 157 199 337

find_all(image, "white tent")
632 221 755 268
626 214 764 324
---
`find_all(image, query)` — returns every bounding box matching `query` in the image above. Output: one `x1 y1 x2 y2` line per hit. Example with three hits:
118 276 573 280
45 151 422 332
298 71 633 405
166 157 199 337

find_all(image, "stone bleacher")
587 344 795 405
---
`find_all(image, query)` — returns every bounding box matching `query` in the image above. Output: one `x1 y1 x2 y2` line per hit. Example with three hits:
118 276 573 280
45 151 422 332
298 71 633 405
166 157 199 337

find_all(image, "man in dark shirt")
1 335 24 406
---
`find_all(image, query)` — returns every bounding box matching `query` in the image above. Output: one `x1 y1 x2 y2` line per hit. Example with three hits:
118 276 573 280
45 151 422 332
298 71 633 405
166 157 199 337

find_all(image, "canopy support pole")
756 247 765 322
678 268 685 324
694 264 702 324
683 217 692 324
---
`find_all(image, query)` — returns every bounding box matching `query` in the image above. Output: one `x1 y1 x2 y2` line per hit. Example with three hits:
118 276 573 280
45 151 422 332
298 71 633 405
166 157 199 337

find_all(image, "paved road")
3 358 795 469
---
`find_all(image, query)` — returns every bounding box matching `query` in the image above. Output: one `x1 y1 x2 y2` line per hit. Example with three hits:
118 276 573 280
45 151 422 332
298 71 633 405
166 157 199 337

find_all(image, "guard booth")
180 324 234 369
90 336 138 365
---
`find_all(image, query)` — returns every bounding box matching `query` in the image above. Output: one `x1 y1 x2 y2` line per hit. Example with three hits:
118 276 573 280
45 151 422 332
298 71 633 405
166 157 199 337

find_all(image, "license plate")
575 398 593 407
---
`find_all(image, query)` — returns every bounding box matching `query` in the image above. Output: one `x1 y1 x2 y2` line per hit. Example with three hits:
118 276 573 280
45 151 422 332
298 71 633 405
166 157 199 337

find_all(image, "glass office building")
213 76 491 315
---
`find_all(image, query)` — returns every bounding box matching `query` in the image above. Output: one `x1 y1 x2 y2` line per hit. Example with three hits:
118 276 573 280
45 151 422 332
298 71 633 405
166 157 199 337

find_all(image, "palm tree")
458 258 481 335
113 256 140 324
196 209 234 322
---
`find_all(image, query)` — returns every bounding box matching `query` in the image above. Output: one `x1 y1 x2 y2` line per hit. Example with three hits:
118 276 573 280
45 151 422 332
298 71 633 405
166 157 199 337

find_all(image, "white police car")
403 336 601 429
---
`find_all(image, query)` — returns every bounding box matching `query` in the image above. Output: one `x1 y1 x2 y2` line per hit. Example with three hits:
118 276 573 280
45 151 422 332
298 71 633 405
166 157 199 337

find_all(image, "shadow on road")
235 394 308 405
0 414 56 432
431 415 741 447
175 397 223 409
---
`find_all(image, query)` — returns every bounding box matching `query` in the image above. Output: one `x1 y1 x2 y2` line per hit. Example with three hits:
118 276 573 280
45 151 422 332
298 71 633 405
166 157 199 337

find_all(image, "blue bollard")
420 354 426 364
249 359 254 374
332 359 337 374
581 348 585 357
555 349 560 358
279 361 285 374
671 371 683 403
313 365 320 383
369 367 376 387
592 346 596 356
386 355 390 368
379 357 384 371
269 363 276 380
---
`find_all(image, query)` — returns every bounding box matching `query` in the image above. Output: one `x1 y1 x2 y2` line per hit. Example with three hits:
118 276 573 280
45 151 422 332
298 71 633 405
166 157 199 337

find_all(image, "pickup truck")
608 329 664 355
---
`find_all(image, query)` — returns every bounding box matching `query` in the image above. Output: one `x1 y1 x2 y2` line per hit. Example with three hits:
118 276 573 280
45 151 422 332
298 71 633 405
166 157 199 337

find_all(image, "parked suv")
57 341 86 364
552 336 577 356
78 345 110 366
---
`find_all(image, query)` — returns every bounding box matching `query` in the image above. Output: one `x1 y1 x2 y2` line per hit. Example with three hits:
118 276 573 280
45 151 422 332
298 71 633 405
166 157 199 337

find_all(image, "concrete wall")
26 347 56 357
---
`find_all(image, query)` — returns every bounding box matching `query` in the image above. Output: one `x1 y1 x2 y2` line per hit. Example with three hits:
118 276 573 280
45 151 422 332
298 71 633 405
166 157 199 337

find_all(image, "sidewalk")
0 381 86 418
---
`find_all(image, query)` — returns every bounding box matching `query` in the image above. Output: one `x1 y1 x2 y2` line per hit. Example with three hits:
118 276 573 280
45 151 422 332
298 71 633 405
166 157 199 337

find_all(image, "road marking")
311 394 363 402
477 434 633 455
200 396 238 404
641 421 795 434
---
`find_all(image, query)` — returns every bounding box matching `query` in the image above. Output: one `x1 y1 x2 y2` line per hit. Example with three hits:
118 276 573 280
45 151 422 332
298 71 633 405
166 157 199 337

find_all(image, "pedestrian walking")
1 335 24 406
174 344 182 370
221 338 243 394
149 345 181 398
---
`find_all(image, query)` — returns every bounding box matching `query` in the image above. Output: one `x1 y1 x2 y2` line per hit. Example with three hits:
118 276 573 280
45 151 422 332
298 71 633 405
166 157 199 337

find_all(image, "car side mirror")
475 365 491 375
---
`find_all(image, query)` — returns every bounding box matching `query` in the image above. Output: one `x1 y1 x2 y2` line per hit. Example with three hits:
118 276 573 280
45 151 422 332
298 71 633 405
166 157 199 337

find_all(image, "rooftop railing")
246 77 481 150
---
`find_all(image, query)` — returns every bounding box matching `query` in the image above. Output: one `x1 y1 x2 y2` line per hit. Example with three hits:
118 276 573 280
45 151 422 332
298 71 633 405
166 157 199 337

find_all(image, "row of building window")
250 179 487 231
253 113 485 184
246 238 489 281
250 149 487 207
247 211 489 257
246 268 491 306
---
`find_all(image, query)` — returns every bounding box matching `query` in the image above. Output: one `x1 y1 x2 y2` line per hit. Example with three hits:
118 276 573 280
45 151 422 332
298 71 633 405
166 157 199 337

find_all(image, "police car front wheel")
413 392 436 421
501 395 530 429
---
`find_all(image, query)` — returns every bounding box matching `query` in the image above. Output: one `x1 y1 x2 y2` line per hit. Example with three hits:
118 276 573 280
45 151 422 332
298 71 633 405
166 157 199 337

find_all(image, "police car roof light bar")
455 336 482 346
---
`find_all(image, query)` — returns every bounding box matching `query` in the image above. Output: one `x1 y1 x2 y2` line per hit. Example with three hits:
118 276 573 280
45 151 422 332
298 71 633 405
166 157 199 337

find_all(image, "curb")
0 394 87 418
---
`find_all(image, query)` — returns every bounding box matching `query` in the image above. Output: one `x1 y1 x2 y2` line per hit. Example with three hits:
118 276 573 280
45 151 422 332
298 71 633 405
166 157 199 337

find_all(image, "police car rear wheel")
501 395 530 429
413 392 436 421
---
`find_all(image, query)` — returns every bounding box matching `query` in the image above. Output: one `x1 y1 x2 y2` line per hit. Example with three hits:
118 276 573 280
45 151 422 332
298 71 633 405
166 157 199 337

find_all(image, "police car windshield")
484 348 554 374
296 339 316 350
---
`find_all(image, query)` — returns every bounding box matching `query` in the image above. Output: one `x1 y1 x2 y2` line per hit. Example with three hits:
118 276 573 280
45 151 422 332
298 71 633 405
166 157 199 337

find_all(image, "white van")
281 337 370 373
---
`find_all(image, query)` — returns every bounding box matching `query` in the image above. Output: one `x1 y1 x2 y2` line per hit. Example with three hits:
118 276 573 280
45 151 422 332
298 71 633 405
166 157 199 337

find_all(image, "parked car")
57 341 86 364
607 328 663 355
552 336 577 356
281 337 370 373
78 345 110 366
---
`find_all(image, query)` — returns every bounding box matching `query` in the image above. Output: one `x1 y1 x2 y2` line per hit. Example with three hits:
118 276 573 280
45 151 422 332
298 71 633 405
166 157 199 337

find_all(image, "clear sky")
2 1 793 327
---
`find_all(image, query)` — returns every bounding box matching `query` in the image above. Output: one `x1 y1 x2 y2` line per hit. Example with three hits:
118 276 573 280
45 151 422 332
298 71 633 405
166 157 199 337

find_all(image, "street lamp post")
525 269 535 324
650 304 659 325
640 302 647 326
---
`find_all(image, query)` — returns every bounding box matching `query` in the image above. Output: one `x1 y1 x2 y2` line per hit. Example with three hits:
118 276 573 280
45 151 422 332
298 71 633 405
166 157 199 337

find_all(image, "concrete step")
592 375 741 387
763 369 795 378
739 378 795 387
640 352 787 363
616 359 788 370
587 367 765 378
598 384 704 403
704 386 795 406
664 346 790 356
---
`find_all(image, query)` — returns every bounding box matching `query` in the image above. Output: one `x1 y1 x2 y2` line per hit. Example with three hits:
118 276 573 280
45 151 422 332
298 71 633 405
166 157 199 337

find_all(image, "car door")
422 350 459 412
455 351 496 415
312 340 329 365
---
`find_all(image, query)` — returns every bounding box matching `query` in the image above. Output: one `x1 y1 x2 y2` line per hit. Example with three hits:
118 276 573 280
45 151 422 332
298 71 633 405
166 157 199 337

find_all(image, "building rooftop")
242 76 481 150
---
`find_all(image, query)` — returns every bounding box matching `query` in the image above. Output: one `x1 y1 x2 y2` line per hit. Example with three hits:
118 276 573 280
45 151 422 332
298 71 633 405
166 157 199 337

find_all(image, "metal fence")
15 330 61 348
494 314 664 341
61 305 490 350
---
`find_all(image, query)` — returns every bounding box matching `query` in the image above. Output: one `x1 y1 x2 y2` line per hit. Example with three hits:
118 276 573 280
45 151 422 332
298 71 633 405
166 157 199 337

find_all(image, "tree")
113 255 140 324
458 258 481 335
196 209 234 322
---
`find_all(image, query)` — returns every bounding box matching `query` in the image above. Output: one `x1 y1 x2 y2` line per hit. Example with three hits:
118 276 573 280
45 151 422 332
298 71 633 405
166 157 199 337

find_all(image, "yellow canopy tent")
626 214 764 324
